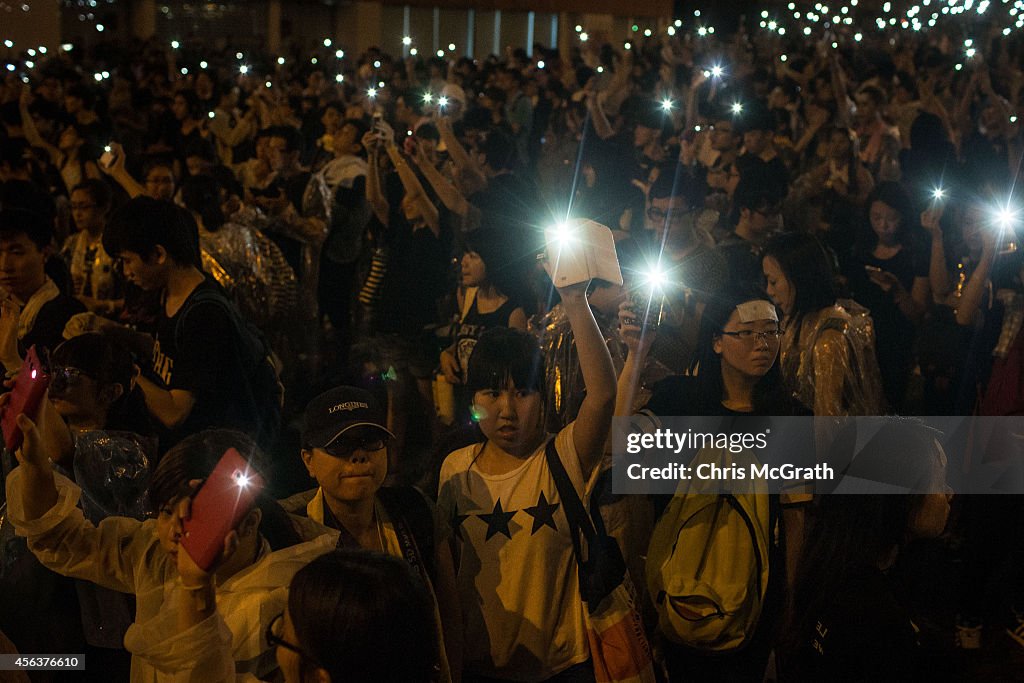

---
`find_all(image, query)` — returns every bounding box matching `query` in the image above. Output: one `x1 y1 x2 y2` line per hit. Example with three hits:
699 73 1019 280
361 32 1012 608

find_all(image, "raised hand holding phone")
180 448 265 572
1 346 50 452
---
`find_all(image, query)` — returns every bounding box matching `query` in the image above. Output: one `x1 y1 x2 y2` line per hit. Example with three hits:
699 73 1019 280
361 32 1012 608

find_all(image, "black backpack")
174 287 283 451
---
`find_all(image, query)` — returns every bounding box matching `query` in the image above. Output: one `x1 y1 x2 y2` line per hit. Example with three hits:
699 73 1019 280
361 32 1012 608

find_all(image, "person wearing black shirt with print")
63 197 273 450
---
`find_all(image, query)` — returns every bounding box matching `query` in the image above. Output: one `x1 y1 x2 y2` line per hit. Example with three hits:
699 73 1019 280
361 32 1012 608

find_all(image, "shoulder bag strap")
544 438 598 556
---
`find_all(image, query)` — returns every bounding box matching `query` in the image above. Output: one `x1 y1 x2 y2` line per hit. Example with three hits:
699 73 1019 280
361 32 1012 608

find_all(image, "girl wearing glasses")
5 427 333 682
173 548 440 682
620 286 800 418
618 288 803 682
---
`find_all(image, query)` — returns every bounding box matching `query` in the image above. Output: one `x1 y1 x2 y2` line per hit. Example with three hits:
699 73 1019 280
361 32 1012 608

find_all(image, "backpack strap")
378 486 437 584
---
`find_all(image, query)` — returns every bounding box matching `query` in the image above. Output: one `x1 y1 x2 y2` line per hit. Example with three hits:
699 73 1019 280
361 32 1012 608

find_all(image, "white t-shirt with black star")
437 424 590 681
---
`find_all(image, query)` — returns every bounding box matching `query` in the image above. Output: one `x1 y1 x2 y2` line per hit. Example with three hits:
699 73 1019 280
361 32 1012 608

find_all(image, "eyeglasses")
647 206 696 224
266 613 321 666
49 366 94 390
321 435 387 458
719 329 783 343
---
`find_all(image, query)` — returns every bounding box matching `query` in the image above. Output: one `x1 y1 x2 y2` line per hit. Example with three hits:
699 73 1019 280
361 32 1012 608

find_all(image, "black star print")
476 499 517 540
451 512 471 541
523 491 560 534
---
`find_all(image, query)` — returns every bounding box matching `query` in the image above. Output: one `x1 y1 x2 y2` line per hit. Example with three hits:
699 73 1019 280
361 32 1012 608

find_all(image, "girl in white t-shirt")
437 278 616 682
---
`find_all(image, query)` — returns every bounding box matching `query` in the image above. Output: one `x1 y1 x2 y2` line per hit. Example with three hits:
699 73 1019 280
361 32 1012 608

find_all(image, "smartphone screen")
180 448 265 571
1 346 50 451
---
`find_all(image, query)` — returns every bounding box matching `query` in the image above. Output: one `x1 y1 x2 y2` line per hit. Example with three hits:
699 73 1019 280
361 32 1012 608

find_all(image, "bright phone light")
366 87 377 98
931 187 946 200
422 92 433 103
402 36 412 46
438 96 449 107
661 99 675 112
234 472 251 488
711 64 724 78
995 204 1019 230
239 65 249 74
640 265 668 290
731 102 744 114
551 222 576 247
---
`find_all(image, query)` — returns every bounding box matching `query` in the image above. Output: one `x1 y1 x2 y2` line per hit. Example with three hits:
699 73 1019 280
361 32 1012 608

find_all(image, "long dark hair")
461 228 523 307
288 549 439 682
763 232 839 342
690 287 789 414
859 181 915 254
148 429 301 551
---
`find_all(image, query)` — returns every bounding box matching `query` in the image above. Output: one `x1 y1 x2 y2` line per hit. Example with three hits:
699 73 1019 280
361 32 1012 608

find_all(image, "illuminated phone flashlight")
931 186 946 201
551 221 576 248
208 111 215 119
366 87 377 99
423 92 433 104
710 64 724 78
104 145 112 153
661 98 675 112
731 101 744 115
335 74 344 83
170 40 180 49
30 369 37 380
239 65 249 75
632 264 669 326
402 36 412 46
438 96 449 108
233 471 251 488
994 203 1019 231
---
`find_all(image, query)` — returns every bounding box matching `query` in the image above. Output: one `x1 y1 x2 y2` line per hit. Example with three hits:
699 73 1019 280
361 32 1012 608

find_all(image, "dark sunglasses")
321 434 388 458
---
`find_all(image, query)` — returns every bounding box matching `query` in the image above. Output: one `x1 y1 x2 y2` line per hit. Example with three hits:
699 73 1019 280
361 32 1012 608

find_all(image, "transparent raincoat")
781 299 886 416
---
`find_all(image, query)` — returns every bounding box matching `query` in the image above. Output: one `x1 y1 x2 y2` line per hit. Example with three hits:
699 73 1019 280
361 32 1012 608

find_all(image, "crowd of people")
0 9 1023 682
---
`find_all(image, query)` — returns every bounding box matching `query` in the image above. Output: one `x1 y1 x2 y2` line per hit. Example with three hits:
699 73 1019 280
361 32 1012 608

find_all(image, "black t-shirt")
789 564 920 682
150 279 256 446
376 211 452 336
645 374 809 417
19 294 86 358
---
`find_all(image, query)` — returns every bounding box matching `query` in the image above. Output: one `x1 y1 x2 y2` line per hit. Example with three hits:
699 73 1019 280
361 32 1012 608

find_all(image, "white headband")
735 300 779 323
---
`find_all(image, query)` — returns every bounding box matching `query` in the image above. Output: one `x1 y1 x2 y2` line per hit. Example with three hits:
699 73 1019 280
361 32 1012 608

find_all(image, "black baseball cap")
301 386 394 448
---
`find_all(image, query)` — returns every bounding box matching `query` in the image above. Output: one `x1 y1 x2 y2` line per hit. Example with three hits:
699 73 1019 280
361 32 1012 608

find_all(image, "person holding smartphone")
436 254 617 680
4 426 334 681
